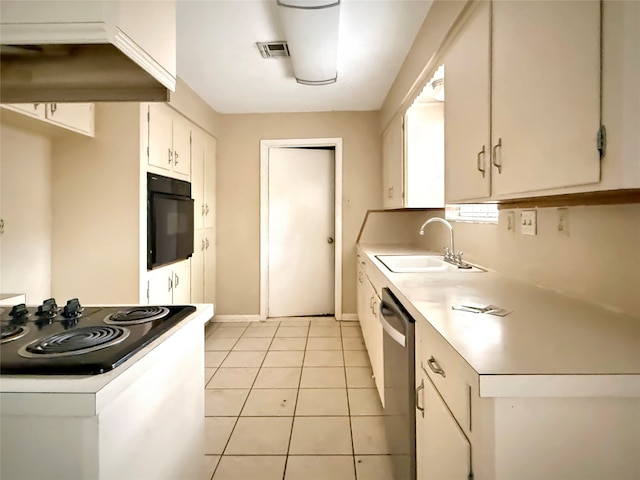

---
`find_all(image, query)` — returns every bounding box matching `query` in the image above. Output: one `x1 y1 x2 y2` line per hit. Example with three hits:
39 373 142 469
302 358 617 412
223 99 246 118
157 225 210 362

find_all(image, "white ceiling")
176 0 433 114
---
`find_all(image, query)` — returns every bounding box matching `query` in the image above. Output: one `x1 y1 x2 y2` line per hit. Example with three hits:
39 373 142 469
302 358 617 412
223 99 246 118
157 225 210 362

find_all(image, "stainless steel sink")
375 255 485 273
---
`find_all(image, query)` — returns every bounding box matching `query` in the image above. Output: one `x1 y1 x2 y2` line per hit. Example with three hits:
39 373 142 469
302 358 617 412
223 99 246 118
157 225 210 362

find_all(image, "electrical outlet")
557 208 569 235
506 211 515 232
520 210 537 235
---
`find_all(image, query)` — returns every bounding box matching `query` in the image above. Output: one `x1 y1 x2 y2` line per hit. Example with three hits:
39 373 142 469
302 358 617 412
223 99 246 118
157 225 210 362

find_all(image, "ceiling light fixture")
429 65 445 102
277 0 340 86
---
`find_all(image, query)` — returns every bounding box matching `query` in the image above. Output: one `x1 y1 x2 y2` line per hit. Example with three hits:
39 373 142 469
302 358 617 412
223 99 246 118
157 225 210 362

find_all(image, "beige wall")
408 206 640 318
380 0 468 130
217 111 382 315
170 78 224 139
0 123 52 303
51 103 143 304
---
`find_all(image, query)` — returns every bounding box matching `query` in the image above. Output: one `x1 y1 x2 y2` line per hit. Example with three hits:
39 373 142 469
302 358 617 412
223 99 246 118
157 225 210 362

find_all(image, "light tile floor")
203 318 394 480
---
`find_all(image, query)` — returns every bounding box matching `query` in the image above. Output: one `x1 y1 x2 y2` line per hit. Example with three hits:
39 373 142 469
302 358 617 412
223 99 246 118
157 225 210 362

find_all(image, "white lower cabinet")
416 317 474 480
416 372 471 480
414 305 640 480
147 259 191 305
356 256 385 404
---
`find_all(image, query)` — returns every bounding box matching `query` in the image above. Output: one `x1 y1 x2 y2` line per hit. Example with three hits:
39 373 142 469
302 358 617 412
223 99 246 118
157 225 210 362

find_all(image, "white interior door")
268 147 335 317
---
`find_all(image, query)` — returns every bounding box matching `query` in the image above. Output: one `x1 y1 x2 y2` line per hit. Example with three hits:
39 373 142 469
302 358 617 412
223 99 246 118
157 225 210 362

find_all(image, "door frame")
260 138 343 321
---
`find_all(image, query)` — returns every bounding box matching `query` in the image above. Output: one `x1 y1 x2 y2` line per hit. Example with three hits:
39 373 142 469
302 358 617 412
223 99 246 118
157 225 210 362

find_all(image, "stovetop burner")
0 297 196 375
18 326 130 358
104 306 170 325
1 325 29 344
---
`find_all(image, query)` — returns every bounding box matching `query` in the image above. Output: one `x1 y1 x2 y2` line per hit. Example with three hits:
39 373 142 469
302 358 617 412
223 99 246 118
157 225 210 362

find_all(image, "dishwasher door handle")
379 305 406 347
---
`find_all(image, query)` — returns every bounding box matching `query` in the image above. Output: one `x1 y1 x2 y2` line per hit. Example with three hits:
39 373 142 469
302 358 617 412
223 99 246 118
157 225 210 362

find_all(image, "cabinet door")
172 261 191 304
148 104 173 171
382 114 405 208
491 0 601 196
370 291 384 406
172 118 191 178
148 273 173 305
3 103 46 120
191 230 205 303
203 227 216 303
356 264 369 337
203 136 216 229
444 1 491 202
191 131 205 230
45 103 94 136
416 373 472 480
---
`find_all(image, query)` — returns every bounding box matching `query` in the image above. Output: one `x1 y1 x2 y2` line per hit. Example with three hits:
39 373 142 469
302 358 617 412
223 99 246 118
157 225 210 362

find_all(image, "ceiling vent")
256 41 290 59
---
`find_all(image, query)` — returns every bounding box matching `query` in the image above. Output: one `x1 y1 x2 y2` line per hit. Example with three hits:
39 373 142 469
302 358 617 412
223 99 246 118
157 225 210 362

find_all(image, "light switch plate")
557 208 569 235
505 211 515 232
521 210 537 235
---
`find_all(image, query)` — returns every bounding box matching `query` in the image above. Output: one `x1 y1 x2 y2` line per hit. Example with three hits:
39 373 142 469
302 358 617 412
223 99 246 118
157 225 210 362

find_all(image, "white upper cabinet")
171 119 191 177
382 114 405 209
147 104 191 181
444 0 603 202
444 1 491 202
191 130 216 230
1 102 94 137
45 103 94 137
491 0 601 197
4 103 46 120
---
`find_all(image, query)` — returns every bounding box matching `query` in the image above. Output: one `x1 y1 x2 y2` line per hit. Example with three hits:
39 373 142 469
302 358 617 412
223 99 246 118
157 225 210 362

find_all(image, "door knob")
327 237 334 244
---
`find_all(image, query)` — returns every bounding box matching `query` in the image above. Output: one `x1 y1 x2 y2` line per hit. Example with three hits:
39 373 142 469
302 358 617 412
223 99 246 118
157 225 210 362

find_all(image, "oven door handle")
379 304 406 347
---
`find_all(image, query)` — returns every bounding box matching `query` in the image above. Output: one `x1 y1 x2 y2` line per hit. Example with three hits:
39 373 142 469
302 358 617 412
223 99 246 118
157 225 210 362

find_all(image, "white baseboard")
340 313 359 322
212 314 264 323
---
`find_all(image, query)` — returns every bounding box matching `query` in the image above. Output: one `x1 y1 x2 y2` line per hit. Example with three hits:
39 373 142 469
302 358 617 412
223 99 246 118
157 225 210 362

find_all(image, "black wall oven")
147 173 194 270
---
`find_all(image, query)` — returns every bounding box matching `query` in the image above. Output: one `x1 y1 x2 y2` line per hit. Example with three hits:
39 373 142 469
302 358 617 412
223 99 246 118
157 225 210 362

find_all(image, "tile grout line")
210 322 280 479
340 324 359 480
206 325 249 480
281 320 310 480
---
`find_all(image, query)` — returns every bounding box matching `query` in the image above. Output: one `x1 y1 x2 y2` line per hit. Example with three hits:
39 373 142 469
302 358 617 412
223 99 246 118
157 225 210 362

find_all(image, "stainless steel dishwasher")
380 287 416 480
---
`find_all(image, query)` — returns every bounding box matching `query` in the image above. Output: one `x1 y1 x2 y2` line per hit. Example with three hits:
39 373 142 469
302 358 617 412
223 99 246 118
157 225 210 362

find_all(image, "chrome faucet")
419 217 470 269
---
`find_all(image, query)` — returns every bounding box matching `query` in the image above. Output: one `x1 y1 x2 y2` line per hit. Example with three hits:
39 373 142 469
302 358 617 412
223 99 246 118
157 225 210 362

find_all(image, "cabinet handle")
0 218 4 234
205 238 210 249
174 151 179 166
427 356 446 377
168 276 173 292
372 299 378 315
50 103 57 115
201 239 206 251
389 186 394 199
416 379 425 418
205 204 210 215
174 273 179 288
369 296 374 313
358 271 363 284
33 103 40 111
168 148 173 165
492 138 502 174
201 204 206 216
476 145 486 177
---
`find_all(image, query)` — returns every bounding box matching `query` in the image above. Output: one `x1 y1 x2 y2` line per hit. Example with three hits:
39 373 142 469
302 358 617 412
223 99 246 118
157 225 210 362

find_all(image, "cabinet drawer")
416 319 477 435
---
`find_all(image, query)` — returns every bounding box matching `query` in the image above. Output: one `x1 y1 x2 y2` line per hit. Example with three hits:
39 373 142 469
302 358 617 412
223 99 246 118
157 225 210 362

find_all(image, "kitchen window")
445 204 498 224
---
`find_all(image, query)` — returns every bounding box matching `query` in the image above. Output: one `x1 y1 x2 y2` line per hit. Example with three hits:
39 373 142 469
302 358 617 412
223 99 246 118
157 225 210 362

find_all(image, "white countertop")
0 304 214 414
359 244 640 387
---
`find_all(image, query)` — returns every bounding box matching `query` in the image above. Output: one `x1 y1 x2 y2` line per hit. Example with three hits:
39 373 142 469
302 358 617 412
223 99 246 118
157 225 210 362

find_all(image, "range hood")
0 0 176 103
1 44 171 103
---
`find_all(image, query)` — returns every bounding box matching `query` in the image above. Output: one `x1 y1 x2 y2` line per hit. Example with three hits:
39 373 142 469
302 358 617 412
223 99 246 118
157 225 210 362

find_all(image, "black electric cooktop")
0 298 196 375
